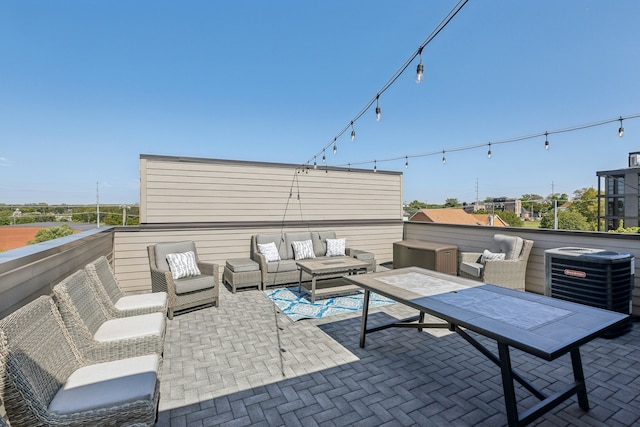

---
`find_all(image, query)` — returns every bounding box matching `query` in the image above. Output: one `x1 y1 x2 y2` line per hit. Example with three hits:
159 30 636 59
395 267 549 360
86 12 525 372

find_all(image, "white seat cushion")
94 312 165 342
49 354 159 414
114 292 168 311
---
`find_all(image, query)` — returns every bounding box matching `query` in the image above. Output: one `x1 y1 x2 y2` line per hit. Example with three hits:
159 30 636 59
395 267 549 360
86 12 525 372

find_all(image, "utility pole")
120 205 130 226
96 182 100 228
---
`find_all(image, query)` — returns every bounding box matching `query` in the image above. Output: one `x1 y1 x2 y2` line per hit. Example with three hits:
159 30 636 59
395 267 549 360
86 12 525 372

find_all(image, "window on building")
606 175 625 195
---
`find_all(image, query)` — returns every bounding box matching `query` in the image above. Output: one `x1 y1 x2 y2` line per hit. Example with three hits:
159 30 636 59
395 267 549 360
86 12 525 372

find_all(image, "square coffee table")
296 257 370 303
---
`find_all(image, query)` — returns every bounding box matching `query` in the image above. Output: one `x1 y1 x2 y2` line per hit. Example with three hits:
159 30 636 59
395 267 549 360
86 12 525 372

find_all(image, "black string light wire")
302 0 470 168
330 113 640 171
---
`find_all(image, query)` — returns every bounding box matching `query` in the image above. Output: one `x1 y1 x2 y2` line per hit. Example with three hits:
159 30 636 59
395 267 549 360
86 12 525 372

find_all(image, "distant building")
409 208 507 227
464 199 522 217
596 151 640 230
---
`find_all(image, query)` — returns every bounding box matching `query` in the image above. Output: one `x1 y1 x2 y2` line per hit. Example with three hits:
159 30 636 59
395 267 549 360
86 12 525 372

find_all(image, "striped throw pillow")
291 240 316 260
166 251 201 280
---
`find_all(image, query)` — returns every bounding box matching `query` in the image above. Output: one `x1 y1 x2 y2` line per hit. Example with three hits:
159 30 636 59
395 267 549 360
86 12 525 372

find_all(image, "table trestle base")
360 290 590 427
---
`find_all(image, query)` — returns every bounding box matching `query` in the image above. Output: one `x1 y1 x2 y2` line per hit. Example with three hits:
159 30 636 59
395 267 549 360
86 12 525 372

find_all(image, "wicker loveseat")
251 230 376 289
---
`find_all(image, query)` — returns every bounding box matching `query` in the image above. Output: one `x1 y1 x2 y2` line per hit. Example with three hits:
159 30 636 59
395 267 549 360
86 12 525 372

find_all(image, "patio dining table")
343 266 629 427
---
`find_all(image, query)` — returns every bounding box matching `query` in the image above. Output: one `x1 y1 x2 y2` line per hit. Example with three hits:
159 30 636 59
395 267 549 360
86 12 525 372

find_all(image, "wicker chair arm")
84 335 165 364
197 261 214 276
252 252 269 282
459 252 483 263
482 259 527 290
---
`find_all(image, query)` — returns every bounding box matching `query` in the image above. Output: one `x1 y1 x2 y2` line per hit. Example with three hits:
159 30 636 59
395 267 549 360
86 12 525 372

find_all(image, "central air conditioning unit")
545 247 634 338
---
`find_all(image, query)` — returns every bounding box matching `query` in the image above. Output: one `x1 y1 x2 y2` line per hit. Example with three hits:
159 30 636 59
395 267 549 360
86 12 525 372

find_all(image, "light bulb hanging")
373 160 377 173
618 117 624 138
416 48 424 84
375 95 381 122
544 132 549 150
487 142 492 159
313 157 317 169
333 142 337 155
350 121 356 141
442 150 446 164
322 150 326 164
405 156 409 169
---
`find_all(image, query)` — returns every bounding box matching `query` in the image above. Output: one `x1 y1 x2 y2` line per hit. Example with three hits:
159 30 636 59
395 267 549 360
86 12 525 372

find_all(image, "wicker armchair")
459 234 533 291
0 296 160 427
147 241 220 319
85 256 168 318
52 270 166 362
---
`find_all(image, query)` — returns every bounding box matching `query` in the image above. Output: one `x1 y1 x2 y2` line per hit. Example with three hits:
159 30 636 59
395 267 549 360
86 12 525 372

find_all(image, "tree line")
0 204 140 226
406 187 638 233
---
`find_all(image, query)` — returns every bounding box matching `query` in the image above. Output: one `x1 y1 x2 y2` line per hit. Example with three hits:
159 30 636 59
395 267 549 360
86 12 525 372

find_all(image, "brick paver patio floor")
155 283 640 426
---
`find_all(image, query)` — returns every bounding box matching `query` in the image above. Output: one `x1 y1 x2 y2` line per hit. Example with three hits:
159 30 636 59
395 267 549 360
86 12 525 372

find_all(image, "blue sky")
1 1 639 205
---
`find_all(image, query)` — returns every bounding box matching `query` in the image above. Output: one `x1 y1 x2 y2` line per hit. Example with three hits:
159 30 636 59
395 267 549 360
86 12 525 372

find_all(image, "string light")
313 157 317 169
405 156 409 168
619 117 624 137
326 113 639 173
416 48 424 84
374 160 377 173
487 142 492 159
442 150 446 164
351 122 356 141
545 132 549 150
322 150 326 164
302 0 470 169
333 140 337 155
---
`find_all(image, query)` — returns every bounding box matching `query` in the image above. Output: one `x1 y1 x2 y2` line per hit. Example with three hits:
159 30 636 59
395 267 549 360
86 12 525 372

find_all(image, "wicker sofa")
251 230 376 289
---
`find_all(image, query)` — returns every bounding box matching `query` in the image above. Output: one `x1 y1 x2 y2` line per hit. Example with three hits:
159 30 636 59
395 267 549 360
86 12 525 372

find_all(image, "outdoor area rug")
265 286 396 322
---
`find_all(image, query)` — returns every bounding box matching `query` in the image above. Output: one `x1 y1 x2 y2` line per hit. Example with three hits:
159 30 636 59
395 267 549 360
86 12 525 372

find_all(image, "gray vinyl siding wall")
113 155 404 292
